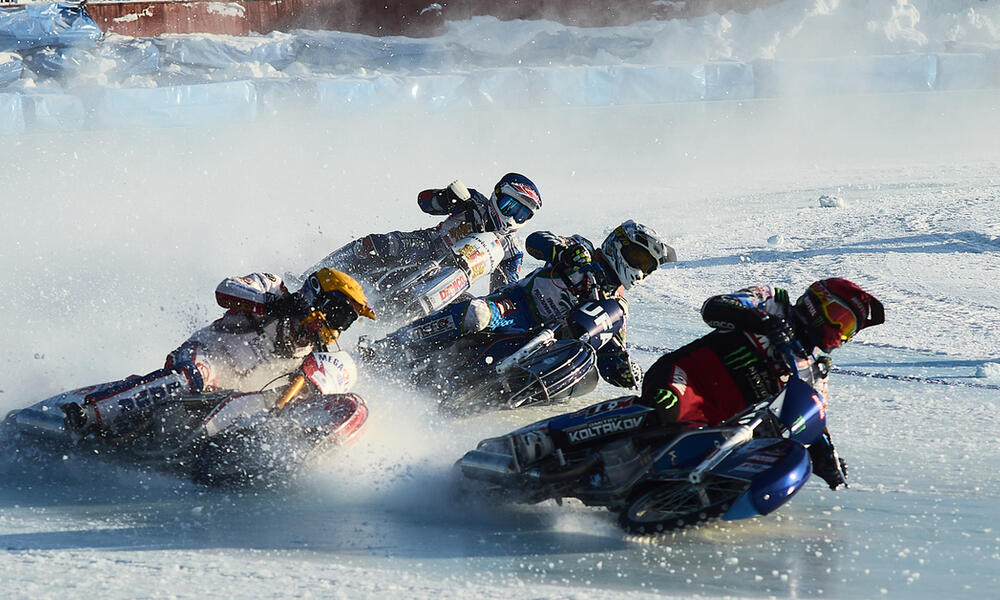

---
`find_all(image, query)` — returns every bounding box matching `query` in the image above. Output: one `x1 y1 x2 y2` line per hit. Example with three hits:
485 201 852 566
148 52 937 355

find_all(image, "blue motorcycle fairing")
651 428 730 471
718 438 812 520
777 377 827 445
565 298 626 350
539 398 653 446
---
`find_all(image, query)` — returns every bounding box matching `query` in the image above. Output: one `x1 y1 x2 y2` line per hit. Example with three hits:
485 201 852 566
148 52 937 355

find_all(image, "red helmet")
795 278 885 352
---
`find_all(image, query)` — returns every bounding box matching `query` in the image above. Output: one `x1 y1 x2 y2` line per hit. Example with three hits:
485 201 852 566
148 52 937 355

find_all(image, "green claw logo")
654 388 678 409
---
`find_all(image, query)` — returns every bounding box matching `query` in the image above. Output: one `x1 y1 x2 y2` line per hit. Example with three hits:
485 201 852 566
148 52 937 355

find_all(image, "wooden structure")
21 1 781 38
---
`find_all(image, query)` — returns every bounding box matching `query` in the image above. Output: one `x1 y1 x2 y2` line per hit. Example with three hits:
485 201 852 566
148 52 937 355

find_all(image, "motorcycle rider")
62 268 376 439
516 278 884 491
305 173 542 293
361 220 677 390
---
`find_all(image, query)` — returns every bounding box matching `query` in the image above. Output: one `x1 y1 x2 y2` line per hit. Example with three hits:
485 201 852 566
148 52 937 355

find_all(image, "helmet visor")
816 292 859 343
315 291 360 331
497 194 534 224
621 244 658 275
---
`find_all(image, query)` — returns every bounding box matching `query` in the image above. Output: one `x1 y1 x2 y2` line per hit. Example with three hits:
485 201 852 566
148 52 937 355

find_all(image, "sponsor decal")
574 397 634 418
566 415 645 444
408 315 456 341
457 241 489 278
442 222 474 246
653 388 679 409
791 415 807 435
670 365 688 395
305 353 354 393
438 272 469 302
117 381 182 412
813 390 827 420
732 461 772 474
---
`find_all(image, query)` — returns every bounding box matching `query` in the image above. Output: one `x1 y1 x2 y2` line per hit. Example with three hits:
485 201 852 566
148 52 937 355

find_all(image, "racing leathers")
65 273 322 437
636 284 848 489
306 181 524 293
365 231 643 390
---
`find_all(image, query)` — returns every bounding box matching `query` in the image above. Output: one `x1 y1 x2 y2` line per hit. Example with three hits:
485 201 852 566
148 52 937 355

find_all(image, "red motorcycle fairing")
283 393 369 445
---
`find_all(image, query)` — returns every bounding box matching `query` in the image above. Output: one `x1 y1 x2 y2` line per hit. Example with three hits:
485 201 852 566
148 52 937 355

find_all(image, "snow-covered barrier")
153 32 297 70
22 91 86 130
22 37 160 84
753 54 938 97
0 92 25 134
95 80 257 128
0 51 22 85
0 2 101 52
934 52 999 91
310 62 756 112
1 48 1000 135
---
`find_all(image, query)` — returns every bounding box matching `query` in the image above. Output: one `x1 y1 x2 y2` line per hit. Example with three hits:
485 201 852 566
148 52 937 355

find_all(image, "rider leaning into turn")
637 278 885 490
307 173 543 292
362 220 677 390
515 278 884 491
62 268 376 439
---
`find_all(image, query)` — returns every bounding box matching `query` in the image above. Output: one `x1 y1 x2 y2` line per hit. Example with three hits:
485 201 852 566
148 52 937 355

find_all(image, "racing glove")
439 179 472 208
557 243 592 269
760 313 794 347
760 313 808 362
809 432 849 490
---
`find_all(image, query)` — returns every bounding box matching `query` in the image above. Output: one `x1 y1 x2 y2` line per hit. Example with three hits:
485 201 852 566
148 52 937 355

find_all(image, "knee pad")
462 299 492 334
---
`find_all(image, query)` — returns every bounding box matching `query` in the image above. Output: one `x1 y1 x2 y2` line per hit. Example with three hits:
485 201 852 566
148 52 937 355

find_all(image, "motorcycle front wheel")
618 475 749 534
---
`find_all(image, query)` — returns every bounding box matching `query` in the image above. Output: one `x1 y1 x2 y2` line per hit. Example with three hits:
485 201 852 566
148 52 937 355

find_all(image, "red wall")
79 0 779 38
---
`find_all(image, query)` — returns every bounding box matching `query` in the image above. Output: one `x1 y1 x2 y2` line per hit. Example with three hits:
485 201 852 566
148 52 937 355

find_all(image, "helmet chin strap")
790 307 819 352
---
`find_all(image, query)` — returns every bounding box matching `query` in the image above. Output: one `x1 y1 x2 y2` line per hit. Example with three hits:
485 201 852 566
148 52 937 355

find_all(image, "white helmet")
600 220 676 290
487 173 542 234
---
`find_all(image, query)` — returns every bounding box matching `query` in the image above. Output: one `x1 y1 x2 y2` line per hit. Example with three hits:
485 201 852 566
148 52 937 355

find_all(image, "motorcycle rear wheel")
618 476 750 534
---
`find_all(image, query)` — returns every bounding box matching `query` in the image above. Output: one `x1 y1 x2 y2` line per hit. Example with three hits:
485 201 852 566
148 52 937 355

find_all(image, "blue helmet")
487 173 541 233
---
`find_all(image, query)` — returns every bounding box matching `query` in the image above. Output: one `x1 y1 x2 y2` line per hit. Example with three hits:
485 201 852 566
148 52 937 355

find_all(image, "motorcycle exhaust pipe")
11 407 67 437
458 450 516 482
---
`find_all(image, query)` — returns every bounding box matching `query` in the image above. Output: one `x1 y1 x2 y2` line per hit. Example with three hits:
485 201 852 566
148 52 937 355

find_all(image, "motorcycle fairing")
775 377 827 445
301 351 357 395
718 438 812 520
283 393 369 445
547 402 652 447
651 428 729 470
565 298 626 350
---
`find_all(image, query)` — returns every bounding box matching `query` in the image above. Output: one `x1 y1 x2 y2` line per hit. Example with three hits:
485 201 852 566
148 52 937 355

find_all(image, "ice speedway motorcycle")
303 231 509 324
4 348 368 487
455 347 833 534
363 294 629 414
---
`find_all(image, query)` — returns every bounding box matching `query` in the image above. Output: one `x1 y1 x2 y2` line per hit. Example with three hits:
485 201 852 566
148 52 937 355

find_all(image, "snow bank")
1 1 999 132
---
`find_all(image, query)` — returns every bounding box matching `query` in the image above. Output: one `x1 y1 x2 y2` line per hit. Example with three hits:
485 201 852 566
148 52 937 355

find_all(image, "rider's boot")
513 429 555 465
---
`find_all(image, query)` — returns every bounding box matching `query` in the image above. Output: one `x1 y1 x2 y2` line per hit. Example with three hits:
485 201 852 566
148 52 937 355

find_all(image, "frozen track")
2 91 999 598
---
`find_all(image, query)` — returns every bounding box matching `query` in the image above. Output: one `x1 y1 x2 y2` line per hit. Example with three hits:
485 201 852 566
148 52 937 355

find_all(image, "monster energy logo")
653 388 678 409
791 415 806 435
724 347 758 370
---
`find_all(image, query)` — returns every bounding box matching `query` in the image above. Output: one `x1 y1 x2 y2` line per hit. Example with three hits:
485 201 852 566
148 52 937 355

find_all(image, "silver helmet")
600 220 676 290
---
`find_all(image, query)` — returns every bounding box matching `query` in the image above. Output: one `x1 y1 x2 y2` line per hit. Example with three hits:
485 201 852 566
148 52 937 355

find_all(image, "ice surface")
2 2 1000 599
